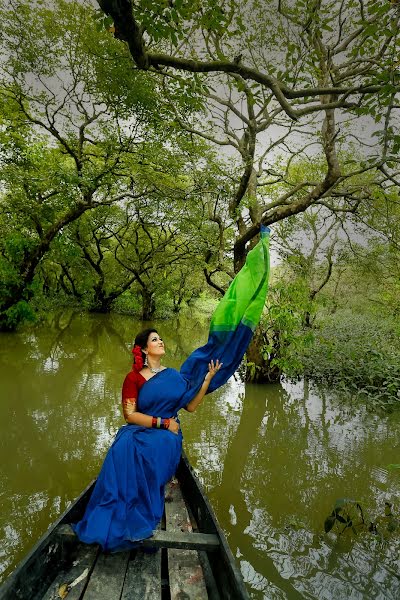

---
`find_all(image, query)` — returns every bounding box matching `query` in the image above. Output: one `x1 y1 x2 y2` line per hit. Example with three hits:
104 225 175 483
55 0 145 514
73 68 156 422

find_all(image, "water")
1 312 400 599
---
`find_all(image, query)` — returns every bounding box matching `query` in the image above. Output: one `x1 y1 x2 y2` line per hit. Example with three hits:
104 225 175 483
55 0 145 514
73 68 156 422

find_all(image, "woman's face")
145 332 165 358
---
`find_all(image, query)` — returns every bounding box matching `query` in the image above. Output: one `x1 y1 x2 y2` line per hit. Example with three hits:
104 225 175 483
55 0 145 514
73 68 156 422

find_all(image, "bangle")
152 416 170 429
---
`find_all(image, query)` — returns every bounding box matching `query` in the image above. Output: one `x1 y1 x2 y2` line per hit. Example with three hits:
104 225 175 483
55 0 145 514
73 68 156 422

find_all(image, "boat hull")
0 452 249 600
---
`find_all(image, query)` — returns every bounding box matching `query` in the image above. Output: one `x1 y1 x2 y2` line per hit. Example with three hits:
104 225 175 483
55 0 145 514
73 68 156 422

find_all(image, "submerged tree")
0 1 161 328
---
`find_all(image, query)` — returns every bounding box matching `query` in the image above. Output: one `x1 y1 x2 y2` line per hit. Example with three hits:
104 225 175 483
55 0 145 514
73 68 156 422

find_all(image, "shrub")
287 311 400 410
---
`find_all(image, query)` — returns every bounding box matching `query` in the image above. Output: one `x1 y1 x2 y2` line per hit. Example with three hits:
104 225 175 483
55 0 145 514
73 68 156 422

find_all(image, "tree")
0 0 198 329
111 192 207 319
98 0 400 253
96 0 400 380
324 239 400 317
41 206 138 312
274 205 342 326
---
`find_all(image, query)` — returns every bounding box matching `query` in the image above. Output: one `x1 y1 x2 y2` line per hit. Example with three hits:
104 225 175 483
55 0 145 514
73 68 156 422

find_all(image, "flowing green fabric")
210 225 270 333
179 225 270 395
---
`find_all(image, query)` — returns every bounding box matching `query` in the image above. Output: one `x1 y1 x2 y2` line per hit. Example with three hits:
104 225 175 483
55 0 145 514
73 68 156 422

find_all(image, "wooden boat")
0 452 250 600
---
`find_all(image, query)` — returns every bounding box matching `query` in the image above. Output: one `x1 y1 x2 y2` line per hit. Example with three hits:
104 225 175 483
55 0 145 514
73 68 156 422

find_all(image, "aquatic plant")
324 498 399 541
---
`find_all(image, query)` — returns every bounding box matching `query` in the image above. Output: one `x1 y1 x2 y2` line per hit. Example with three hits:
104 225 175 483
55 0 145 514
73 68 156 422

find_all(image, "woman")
73 225 270 551
72 328 222 552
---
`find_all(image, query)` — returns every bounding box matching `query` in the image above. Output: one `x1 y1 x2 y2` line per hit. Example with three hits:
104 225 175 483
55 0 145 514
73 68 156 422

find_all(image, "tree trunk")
245 324 282 383
90 295 114 313
141 289 155 320
89 282 113 314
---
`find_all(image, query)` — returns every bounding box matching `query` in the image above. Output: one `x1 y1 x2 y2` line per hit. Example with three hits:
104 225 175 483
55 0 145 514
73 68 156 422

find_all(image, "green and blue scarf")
180 225 270 394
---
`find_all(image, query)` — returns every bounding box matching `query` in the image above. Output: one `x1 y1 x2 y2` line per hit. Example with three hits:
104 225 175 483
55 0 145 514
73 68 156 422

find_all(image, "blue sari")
72 369 189 551
73 228 270 551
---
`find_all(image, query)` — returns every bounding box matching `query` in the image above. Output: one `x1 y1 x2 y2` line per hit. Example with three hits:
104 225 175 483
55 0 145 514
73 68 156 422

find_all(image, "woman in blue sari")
72 328 222 552
73 226 270 551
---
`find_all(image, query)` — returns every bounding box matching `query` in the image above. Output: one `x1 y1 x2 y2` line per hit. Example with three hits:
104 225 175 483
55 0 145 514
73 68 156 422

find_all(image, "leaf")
58 584 69 599
324 514 336 533
336 514 347 524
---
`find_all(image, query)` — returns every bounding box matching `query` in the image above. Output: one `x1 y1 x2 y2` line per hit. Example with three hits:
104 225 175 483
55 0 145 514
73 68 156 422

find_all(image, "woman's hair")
132 328 158 370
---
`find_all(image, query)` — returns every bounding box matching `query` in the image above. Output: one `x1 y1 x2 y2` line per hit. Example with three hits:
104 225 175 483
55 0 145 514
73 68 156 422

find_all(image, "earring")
144 354 148 367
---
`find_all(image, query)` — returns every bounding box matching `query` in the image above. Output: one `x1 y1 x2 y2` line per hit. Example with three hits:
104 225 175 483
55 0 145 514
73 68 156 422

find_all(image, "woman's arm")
122 401 152 426
185 360 222 413
122 399 180 433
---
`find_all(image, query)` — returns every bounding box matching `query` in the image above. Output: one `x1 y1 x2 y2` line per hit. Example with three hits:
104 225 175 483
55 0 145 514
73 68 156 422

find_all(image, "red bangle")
151 416 157 428
163 418 170 430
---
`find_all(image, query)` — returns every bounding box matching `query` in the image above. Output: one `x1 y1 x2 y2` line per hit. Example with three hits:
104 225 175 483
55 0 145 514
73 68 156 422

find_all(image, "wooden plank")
82 551 130 600
58 524 219 551
165 478 208 600
141 530 219 551
121 551 161 600
40 544 99 600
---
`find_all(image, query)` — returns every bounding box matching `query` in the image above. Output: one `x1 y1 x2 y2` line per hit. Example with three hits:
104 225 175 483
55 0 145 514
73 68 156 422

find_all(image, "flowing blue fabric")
72 369 190 551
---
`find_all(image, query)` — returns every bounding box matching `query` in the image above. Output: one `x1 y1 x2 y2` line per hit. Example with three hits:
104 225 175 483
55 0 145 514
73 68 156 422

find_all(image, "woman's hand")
204 359 223 382
185 360 223 413
168 418 180 435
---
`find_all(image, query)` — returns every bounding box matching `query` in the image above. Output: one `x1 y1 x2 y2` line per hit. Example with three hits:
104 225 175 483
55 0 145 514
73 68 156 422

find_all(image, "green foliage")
108 289 143 316
257 277 315 376
266 194 400 405
0 300 36 331
0 233 39 329
0 0 234 328
126 0 245 46
290 311 400 409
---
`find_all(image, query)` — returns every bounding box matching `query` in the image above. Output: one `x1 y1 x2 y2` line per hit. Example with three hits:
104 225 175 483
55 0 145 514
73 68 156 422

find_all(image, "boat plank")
57 524 219 551
165 479 208 600
40 543 98 600
142 530 219 550
120 550 161 600
82 551 130 600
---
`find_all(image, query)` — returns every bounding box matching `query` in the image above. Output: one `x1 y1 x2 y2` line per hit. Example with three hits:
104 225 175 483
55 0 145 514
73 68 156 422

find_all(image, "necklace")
149 366 163 374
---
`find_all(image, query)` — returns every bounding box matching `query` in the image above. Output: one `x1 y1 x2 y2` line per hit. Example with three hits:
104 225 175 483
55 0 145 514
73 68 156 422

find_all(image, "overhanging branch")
97 0 397 121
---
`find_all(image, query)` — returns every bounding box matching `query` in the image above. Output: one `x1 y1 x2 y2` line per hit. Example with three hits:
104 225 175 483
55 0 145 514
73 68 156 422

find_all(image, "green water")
1 312 400 599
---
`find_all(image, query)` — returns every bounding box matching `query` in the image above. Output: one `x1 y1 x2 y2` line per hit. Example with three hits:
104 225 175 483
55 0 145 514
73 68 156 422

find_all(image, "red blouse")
122 369 146 400
121 370 147 420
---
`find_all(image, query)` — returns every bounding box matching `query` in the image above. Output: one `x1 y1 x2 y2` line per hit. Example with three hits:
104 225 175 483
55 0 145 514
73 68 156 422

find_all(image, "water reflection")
1 312 400 599
184 377 400 599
